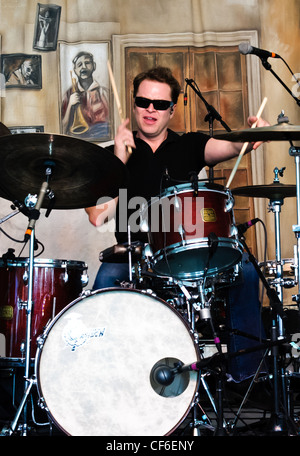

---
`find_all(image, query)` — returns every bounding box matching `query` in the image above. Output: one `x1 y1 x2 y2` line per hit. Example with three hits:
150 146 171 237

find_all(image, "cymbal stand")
290 146 300 303
1 180 49 436
267 191 285 336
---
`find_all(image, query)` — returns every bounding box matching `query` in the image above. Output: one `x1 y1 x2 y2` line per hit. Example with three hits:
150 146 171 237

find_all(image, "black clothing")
111 129 210 244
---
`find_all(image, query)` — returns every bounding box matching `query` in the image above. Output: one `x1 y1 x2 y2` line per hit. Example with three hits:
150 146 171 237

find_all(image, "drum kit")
0 117 299 436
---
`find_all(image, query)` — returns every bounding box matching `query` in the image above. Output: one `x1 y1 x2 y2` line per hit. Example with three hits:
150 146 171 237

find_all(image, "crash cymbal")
232 183 296 199
0 133 128 209
213 122 300 142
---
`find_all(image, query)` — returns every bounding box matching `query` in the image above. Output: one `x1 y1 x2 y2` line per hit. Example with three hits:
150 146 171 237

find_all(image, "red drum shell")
0 258 88 359
144 183 242 279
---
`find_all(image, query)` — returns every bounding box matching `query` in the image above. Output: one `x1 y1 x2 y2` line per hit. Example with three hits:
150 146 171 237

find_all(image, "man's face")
133 79 176 140
21 60 35 81
74 55 95 81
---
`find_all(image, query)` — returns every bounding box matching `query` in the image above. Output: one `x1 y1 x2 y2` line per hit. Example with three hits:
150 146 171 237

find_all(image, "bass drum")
35 288 200 436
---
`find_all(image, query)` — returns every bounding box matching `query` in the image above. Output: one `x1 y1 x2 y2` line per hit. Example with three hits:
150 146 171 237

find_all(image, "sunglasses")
135 96 174 111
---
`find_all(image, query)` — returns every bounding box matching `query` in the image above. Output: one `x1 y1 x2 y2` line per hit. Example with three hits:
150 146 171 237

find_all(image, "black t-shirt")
112 129 210 243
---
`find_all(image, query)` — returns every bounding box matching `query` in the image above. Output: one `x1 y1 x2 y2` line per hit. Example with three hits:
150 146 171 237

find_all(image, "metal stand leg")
1 377 36 436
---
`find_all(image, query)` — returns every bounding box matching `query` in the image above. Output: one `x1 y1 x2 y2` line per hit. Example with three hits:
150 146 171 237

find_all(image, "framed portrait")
1 54 42 89
9 126 44 134
58 41 112 142
33 3 61 52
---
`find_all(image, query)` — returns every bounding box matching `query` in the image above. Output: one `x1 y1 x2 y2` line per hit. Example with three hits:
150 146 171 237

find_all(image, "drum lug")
225 192 234 212
22 270 28 284
62 271 69 283
37 396 48 412
81 272 89 287
230 225 238 237
17 297 28 310
139 203 149 232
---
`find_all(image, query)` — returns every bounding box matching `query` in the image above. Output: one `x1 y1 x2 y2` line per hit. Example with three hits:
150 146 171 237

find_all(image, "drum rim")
0 258 88 268
152 239 243 279
34 287 201 436
147 181 229 205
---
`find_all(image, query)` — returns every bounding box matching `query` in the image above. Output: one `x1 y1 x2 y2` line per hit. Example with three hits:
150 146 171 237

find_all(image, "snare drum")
35 288 199 436
0 258 88 359
142 182 242 280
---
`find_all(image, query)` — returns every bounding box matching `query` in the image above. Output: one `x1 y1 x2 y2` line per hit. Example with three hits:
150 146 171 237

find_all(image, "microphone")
24 181 48 241
239 42 281 60
152 355 224 386
237 218 260 235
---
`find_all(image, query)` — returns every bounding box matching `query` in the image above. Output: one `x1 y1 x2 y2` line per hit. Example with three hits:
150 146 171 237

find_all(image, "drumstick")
107 60 132 154
226 96 268 188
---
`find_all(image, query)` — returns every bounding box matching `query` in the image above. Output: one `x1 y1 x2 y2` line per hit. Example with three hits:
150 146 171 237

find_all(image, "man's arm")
204 116 270 166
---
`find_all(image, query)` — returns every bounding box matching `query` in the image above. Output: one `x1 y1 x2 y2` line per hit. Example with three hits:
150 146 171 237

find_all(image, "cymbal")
0 133 128 209
213 122 300 142
232 183 296 199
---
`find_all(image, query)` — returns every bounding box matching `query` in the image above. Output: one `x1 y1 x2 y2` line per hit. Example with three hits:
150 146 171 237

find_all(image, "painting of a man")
60 43 111 142
1 54 42 89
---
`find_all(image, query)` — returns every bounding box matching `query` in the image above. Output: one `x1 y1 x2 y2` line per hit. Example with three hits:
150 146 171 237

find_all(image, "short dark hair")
72 52 94 66
133 67 181 104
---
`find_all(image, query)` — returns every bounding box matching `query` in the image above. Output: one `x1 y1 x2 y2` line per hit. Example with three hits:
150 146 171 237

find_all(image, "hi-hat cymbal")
232 183 296 199
213 122 300 142
0 133 128 209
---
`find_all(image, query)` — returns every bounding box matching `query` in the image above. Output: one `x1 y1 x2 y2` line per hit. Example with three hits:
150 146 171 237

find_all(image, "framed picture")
1 54 42 89
33 3 61 52
59 41 112 142
9 126 44 134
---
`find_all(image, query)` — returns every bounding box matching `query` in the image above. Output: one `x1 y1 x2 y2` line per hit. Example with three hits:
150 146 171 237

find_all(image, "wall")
0 0 299 303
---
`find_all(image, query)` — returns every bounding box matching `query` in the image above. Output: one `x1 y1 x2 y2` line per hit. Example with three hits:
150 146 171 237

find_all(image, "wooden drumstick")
226 96 268 188
107 60 132 154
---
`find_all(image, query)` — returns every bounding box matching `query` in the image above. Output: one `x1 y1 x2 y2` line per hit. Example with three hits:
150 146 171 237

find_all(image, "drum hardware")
237 231 294 433
289 145 300 305
1 176 50 435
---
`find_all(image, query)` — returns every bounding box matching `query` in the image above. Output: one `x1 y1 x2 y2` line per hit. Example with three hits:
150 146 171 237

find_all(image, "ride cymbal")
214 122 300 142
0 133 128 209
232 183 296 199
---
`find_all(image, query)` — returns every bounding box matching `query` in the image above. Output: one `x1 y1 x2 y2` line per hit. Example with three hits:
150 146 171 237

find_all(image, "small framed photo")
59 41 112 142
1 54 42 89
33 3 61 52
9 126 44 134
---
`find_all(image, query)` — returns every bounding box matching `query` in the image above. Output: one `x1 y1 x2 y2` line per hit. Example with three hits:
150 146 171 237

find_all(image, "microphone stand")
259 58 300 107
238 234 292 433
185 78 232 183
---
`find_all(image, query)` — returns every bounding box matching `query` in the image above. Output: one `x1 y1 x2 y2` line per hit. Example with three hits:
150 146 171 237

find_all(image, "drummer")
85 66 269 289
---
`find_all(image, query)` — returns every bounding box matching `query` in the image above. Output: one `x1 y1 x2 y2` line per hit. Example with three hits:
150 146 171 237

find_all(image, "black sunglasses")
135 96 174 111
